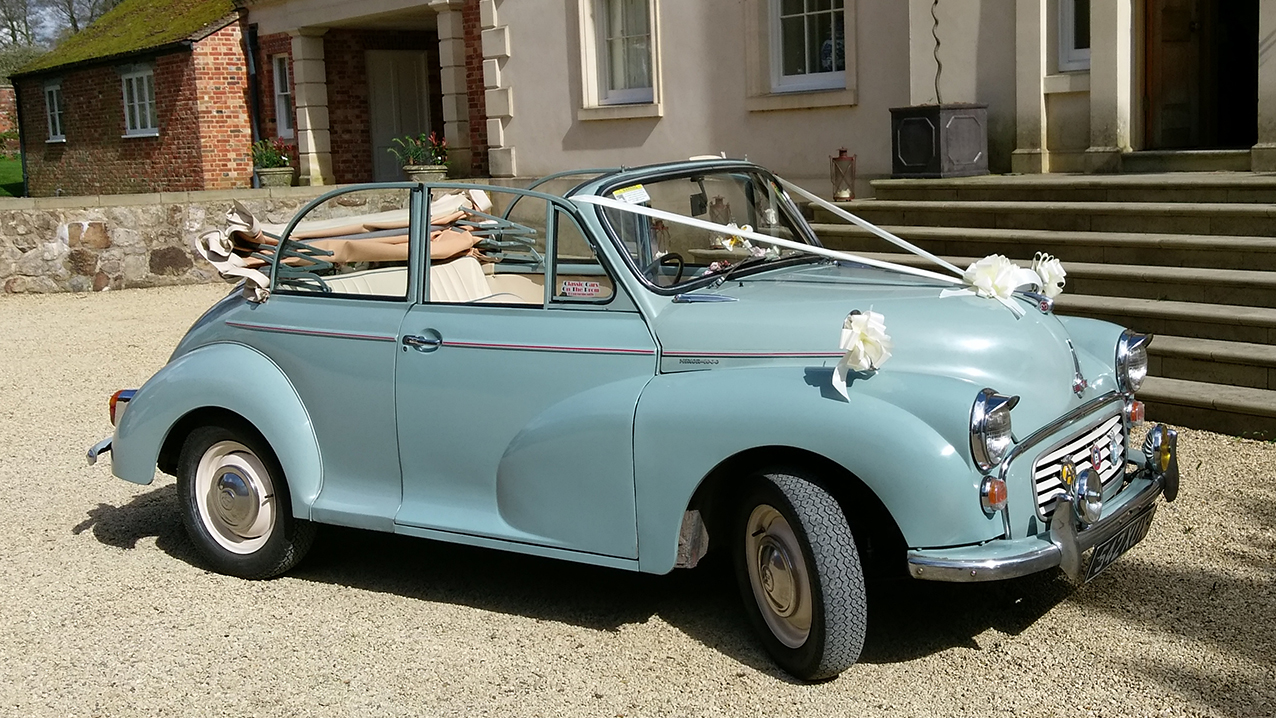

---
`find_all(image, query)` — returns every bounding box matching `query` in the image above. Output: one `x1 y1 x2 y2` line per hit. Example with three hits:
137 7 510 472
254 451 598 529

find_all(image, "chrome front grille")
1032 414 1126 520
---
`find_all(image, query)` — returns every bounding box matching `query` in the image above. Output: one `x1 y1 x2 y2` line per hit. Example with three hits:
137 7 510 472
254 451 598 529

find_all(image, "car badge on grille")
1059 460 1077 488
1108 427 1122 469
1090 441 1104 471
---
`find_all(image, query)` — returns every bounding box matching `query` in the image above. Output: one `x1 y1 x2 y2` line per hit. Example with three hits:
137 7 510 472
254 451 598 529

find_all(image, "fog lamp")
1144 424 1173 473
980 476 1007 513
1073 467 1103 526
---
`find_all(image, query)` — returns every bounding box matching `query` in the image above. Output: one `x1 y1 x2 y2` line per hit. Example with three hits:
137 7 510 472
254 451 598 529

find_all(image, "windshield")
595 169 818 291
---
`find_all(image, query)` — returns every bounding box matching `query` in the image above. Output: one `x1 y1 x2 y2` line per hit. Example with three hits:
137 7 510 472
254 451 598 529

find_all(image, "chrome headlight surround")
1116 330 1152 394
970 388 1020 472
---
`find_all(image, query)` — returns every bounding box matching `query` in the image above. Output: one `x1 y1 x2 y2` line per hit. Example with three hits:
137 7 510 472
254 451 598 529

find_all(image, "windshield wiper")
711 255 771 287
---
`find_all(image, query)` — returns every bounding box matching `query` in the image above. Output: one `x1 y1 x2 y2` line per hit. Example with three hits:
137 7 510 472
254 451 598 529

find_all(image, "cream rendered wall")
495 0 912 195
907 0 1018 173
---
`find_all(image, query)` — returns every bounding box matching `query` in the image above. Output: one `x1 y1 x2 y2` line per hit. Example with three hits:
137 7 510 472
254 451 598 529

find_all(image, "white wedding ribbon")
573 194 964 286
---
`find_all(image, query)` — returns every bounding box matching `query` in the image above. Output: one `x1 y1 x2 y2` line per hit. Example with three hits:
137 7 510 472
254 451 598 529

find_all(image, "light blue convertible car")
88 159 1180 680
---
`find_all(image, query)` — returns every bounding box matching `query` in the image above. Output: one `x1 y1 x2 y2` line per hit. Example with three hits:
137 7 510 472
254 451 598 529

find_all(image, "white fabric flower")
720 223 754 251
1031 252 1066 299
962 254 1042 301
832 310 892 400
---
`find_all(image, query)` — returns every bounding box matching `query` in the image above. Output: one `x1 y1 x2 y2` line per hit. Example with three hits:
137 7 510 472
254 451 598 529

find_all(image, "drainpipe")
245 21 263 188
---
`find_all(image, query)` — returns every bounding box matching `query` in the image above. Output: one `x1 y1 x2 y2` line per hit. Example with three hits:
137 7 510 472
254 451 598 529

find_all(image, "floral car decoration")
87 159 1178 681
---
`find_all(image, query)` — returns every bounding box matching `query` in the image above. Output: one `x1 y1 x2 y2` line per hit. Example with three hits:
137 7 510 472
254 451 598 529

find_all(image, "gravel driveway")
1 285 1272 718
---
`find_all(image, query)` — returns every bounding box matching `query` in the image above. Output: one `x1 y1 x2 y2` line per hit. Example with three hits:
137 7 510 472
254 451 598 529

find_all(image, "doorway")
367 50 432 181
1144 0 1257 150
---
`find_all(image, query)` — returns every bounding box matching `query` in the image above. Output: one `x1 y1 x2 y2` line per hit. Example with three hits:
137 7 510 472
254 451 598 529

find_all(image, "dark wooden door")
1146 0 1202 149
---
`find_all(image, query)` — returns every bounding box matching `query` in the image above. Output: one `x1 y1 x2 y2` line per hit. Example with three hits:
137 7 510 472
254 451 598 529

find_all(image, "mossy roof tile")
18 0 237 75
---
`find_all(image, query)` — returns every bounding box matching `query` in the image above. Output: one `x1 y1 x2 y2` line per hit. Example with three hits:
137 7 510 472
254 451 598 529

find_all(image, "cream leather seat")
318 257 543 304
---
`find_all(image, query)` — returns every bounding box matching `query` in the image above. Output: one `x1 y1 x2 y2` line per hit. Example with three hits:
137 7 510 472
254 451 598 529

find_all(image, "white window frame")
273 55 294 139
576 0 663 121
120 66 158 138
769 0 847 93
743 0 857 112
44 81 65 143
1059 0 1090 72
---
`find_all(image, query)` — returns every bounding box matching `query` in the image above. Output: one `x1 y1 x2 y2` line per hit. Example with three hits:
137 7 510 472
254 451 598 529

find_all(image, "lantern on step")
830 148 856 201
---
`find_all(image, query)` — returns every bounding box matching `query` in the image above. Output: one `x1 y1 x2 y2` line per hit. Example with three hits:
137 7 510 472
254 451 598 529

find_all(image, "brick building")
13 0 488 196
12 0 254 196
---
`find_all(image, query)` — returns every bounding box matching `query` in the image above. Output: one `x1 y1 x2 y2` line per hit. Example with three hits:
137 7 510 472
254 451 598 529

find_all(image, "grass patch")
0 156 23 197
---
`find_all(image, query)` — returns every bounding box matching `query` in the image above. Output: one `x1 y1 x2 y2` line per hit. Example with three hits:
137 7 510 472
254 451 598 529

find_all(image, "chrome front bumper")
86 436 112 465
907 425 1179 583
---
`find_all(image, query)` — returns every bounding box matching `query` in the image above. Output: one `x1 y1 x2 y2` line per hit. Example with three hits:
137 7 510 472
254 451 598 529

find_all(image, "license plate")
1085 505 1156 582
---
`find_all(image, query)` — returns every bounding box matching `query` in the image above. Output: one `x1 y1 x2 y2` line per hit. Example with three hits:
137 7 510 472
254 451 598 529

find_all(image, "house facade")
12 0 1276 197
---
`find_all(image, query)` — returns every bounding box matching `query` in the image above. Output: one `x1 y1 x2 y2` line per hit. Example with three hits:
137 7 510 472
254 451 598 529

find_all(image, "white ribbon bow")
832 310 892 400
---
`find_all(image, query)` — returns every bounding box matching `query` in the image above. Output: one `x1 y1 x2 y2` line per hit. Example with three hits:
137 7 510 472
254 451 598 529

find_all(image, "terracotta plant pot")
256 166 295 188
403 164 448 183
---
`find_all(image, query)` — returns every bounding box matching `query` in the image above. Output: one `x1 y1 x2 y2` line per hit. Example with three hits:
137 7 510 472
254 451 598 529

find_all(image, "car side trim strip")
443 340 655 355
225 321 398 343
663 350 844 358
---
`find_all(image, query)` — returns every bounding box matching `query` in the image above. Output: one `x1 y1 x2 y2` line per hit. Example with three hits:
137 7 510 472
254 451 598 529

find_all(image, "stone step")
843 250 1276 308
1149 336 1276 392
870 171 1276 204
1055 294 1276 346
817 200 1276 237
812 224 1276 271
1139 376 1276 439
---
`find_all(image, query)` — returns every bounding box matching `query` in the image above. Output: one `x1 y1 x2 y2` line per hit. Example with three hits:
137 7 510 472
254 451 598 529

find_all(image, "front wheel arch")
159 407 259 477
687 446 908 581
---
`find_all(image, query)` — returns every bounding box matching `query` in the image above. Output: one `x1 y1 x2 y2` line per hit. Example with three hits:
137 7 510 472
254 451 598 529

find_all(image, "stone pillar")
1085 0 1133 173
1253 0 1276 171
431 0 472 175
290 28 334 186
481 0 515 177
1011 0 1049 173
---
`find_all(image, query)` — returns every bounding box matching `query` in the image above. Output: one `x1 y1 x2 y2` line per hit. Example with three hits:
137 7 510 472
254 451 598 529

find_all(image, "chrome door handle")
402 333 442 352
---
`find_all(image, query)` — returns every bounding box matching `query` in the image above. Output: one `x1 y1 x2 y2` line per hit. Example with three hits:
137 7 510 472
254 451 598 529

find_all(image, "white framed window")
273 55 294 139
770 0 846 93
596 0 653 104
44 81 65 142
577 0 662 120
120 67 158 137
1059 0 1090 71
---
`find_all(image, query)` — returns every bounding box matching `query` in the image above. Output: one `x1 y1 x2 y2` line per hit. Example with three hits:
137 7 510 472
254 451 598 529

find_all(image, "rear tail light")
109 389 136 426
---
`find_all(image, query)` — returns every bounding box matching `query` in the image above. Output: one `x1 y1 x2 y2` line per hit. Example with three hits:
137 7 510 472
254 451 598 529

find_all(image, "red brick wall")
0 85 18 156
254 31 300 168
320 29 443 184
462 0 488 177
18 52 207 196
193 21 254 190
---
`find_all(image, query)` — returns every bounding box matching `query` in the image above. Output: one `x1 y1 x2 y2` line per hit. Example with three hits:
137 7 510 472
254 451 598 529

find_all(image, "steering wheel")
643 252 684 285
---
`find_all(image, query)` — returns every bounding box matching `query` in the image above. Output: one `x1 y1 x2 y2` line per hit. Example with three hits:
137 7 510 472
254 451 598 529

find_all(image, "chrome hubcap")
745 505 812 648
194 440 275 554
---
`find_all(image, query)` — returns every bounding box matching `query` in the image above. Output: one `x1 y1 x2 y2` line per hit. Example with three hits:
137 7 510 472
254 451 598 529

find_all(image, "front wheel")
177 424 315 579
734 472 867 680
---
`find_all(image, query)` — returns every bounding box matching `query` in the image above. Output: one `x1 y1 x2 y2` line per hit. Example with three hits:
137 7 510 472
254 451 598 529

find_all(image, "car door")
242 185 421 531
393 196 656 559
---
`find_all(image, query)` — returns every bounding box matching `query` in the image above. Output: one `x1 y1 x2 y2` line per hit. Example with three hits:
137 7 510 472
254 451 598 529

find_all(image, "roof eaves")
10 41 194 81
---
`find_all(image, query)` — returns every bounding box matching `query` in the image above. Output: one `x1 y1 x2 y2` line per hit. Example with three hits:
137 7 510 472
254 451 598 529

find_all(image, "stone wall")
0 185 335 293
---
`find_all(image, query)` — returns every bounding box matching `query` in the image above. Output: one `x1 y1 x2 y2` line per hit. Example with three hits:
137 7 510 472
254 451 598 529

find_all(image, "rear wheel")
734 472 867 680
177 424 315 579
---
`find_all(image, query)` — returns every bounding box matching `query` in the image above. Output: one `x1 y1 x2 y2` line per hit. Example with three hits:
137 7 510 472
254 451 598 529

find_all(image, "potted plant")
390 132 448 182
252 138 295 187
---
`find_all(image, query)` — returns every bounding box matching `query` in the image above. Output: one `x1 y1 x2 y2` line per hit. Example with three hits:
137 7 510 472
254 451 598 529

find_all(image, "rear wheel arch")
687 446 908 580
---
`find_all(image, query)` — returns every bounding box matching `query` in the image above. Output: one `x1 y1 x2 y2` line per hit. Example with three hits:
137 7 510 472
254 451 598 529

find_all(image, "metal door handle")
403 333 442 352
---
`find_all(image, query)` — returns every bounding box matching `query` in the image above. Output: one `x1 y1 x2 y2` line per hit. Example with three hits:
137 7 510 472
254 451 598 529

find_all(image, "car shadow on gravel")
71 484 1084 681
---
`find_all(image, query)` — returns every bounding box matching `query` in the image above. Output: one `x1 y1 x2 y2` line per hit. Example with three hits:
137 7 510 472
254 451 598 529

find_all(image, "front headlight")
1116 330 1152 394
970 388 1019 472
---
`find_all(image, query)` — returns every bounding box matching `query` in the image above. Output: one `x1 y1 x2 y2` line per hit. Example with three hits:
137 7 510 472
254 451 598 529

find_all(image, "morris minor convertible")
88 159 1180 680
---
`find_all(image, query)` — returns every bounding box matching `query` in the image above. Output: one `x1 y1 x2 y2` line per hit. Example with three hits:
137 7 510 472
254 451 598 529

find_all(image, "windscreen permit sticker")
612 184 651 204
560 280 604 297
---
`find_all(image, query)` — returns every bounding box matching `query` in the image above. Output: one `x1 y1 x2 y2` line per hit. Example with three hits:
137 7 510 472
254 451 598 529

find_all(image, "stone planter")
889 103 989 179
256 166 295 188
403 164 448 183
